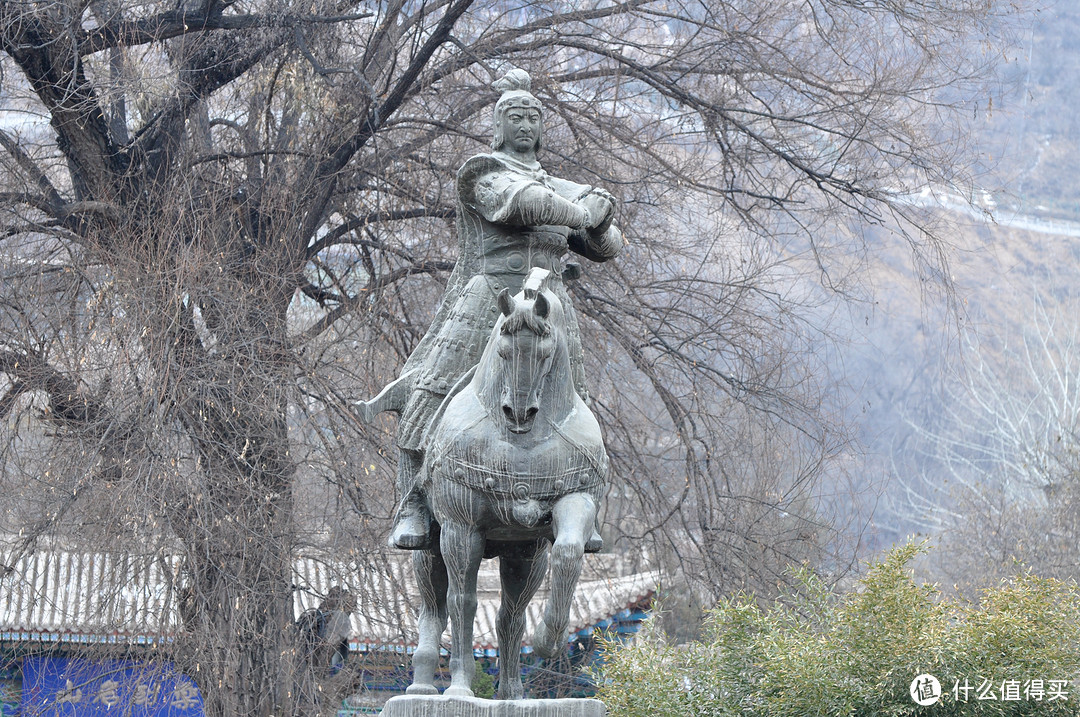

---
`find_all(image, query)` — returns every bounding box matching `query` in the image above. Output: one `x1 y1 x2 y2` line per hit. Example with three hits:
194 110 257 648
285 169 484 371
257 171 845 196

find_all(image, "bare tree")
0 0 1021 713
893 291 1080 587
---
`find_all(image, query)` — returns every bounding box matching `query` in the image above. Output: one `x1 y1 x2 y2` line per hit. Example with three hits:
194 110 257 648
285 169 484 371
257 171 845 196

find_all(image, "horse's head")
491 285 562 434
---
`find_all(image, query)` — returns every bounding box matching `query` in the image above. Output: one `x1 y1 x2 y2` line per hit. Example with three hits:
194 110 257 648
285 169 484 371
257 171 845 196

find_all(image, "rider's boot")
389 491 432 550
389 449 431 550
584 517 603 553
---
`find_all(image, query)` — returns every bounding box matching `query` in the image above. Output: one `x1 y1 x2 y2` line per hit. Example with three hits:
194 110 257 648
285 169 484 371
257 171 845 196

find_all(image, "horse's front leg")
407 549 447 695
441 518 484 697
496 539 548 699
532 493 596 659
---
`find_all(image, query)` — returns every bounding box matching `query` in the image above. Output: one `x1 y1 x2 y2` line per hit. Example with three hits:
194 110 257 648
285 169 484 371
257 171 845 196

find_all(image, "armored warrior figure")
359 69 622 549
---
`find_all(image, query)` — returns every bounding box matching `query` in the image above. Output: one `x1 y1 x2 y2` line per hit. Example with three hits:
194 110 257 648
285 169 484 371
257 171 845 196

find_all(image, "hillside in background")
849 1 1080 574
986 4 1080 221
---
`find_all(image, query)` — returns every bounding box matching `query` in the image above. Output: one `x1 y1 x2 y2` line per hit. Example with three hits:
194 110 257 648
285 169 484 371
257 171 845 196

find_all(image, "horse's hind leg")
496 540 548 700
532 493 596 659
441 519 484 697
407 549 447 695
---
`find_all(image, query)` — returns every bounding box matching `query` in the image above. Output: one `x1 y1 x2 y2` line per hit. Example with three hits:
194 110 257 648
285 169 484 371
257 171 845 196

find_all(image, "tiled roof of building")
0 546 657 651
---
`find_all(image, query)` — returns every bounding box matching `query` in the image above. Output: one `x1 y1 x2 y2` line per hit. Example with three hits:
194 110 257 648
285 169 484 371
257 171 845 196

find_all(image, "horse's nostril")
525 406 538 421
503 405 515 421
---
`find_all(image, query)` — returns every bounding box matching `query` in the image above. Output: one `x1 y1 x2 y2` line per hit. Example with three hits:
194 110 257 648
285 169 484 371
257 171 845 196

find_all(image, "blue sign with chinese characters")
21 657 204 716
0 666 19 717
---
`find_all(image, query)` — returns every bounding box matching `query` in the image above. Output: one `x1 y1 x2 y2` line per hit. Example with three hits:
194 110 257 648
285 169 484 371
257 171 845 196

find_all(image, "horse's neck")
473 356 504 416
536 358 577 429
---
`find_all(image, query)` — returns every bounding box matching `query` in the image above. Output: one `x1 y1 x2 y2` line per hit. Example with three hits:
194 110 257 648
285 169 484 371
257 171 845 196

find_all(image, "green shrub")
472 667 496 699
597 542 1080 716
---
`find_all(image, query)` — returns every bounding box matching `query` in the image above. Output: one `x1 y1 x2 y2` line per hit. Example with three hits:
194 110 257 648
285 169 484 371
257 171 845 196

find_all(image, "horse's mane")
498 267 560 337
500 304 551 337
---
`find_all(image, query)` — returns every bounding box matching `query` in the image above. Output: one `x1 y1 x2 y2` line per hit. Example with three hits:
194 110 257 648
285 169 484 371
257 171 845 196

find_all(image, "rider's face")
501 108 541 154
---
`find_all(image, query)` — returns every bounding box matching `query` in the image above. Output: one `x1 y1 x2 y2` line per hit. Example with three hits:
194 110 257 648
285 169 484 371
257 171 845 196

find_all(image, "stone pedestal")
379 695 606 717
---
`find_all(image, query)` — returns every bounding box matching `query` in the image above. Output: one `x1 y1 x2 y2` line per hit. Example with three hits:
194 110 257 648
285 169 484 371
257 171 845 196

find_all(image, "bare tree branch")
79 10 373 55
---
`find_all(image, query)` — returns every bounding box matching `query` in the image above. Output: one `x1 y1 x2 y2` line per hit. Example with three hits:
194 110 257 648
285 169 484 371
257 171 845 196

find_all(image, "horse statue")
405 267 608 699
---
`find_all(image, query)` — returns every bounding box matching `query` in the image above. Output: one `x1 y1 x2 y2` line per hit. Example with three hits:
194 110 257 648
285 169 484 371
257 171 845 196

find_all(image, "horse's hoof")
497 684 524 700
584 530 603 553
444 686 474 698
531 621 562 659
406 683 439 696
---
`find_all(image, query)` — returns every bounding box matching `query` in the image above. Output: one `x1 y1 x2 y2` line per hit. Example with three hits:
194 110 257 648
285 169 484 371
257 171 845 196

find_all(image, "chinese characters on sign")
909 674 942 706
954 678 1070 703
22 657 204 716
0 668 19 717
910 673 1071 706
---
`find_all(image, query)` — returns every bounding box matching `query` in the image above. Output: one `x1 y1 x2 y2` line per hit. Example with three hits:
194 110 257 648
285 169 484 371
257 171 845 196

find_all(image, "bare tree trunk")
161 289 309 716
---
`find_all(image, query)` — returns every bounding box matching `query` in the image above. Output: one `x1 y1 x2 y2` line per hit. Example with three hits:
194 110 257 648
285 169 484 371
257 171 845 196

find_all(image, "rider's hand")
578 193 614 231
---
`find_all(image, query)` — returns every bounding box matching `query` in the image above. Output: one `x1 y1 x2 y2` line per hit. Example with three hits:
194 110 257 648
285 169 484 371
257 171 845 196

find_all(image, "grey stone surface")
380 694 606 717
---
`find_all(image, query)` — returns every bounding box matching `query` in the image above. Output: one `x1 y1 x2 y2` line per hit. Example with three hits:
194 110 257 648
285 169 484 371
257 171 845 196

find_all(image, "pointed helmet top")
492 69 542 115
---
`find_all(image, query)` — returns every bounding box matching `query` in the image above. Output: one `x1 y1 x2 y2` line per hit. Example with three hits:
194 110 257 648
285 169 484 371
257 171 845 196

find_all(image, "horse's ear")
533 291 550 319
498 288 515 316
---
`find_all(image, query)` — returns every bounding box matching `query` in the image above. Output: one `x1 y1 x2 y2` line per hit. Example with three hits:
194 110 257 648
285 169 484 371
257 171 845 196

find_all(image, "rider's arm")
471 169 592 229
568 223 623 263
511 184 591 228
459 157 623 261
